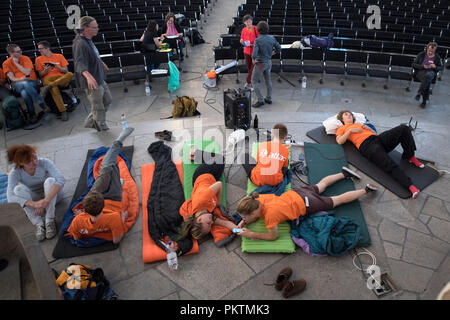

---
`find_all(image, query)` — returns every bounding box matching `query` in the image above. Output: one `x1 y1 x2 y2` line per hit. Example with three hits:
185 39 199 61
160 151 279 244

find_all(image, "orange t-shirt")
258 191 306 229
191 173 219 213
2 56 37 81
251 141 290 187
336 123 376 149
68 200 125 241
0 68 6 86
35 53 69 79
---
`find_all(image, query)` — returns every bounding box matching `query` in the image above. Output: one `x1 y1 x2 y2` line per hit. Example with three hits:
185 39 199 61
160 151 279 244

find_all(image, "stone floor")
1 0 449 300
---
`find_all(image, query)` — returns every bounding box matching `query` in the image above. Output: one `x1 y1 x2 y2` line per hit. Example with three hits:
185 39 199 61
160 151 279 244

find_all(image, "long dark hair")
145 20 158 34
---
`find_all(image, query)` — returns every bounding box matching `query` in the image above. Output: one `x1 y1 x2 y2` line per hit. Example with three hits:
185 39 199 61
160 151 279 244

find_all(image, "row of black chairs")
220 33 450 60
213 46 437 91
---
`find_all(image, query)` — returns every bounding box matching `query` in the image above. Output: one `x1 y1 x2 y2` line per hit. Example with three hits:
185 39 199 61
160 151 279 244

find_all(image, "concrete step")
0 256 21 300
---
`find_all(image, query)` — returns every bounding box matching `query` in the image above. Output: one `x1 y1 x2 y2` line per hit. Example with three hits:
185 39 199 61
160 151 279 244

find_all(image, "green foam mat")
246 142 291 195
304 142 371 246
242 142 295 253
181 140 226 204
241 219 296 253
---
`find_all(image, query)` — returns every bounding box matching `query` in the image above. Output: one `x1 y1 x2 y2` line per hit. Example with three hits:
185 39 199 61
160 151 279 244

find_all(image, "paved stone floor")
1 0 449 300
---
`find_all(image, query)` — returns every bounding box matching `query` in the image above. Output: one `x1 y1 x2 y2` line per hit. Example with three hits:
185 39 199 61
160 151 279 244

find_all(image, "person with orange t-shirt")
3 44 50 124
236 173 377 241
240 15 259 90
35 41 74 121
335 110 423 199
179 148 240 241
244 123 290 187
68 126 135 244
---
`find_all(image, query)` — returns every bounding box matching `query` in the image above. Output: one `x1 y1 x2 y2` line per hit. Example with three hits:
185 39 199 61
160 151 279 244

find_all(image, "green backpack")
2 95 26 130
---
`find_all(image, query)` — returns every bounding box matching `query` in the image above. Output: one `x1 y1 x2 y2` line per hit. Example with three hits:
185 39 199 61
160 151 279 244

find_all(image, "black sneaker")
342 166 361 180
365 184 378 193
415 94 421 101
264 97 272 104
252 101 264 108
420 100 427 108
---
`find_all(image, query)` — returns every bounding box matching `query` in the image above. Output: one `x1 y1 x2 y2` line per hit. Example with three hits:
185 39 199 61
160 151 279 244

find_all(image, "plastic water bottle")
120 113 127 128
166 241 178 270
71 95 77 104
145 79 151 96
302 75 307 89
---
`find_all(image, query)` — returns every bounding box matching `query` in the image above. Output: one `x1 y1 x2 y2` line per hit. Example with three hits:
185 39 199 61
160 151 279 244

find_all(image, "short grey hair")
75 16 96 34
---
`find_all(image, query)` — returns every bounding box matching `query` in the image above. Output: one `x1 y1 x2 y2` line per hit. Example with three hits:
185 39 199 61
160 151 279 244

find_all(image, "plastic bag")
168 61 180 93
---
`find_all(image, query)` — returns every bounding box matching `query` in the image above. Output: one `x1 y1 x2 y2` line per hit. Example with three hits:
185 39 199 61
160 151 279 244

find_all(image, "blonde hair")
76 16 96 34
180 211 209 240
237 192 260 216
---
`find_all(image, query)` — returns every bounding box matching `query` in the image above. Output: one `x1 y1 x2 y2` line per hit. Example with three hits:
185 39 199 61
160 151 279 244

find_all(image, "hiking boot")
60 111 68 121
409 185 420 199
408 156 424 168
39 102 51 113
252 101 264 108
420 99 427 108
282 279 307 298
155 130 172 141
365 184 378 193
264 97 272 104
40 85 52 100
36 224 46 242
45 221 57 239
275 267 293 291
342 166 361 180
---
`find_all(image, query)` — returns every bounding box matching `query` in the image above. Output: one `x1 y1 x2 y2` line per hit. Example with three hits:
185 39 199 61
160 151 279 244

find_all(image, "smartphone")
232 212 242 225
232 228 243 233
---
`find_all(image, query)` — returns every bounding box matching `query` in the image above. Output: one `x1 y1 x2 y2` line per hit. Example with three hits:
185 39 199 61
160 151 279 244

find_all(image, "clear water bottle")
302 75 307 89
121 113 127 128
166 241 178 270
145 79 151 96
71 95 77 104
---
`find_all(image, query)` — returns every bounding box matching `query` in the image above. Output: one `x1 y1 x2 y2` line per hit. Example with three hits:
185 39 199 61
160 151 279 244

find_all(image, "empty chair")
367 52 391 89
102 55 123 84
111 41 136 55
119 53 147 91
345 51 368 87
301 49 324 82
323 49 346 85
341 39 362 51
280 48 301 73
214 46 238 82
389 54 414 82
362 40 383 52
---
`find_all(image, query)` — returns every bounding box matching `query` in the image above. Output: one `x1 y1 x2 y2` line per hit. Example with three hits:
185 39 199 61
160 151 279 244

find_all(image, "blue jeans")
13 80 43 113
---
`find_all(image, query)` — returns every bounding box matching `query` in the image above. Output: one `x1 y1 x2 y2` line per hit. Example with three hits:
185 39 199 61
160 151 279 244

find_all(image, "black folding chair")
102 55 123 84
301 49 324 82
345 51 368 87
323 49 346 85
389 54 414 86
213 46 238 82
119 53 147 92
367 52 391 89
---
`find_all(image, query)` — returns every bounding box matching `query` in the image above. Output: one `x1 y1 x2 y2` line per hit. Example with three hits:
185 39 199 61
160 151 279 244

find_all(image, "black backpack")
44 90 76 114
1 95 27 130
187 29 205 46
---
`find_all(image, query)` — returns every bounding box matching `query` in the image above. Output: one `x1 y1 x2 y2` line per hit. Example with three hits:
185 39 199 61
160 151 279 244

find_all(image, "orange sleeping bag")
92 155 139 233
141 160 199 263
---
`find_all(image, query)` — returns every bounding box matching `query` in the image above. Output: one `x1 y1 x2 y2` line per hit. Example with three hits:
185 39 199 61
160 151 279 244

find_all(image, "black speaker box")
223 88 251 130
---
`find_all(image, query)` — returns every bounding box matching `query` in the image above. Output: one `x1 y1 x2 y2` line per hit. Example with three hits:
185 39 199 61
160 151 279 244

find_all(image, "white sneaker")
36 225 46 242
45 221 57 239
244 83 254 91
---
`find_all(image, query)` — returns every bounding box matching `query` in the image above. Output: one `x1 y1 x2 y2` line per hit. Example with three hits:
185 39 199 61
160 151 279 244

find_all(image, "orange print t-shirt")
0 68 6 86
258 191 306 229
35 54 69 79
2 56 37 81
251 141 290 187
336 123 377 149
68 201 125 241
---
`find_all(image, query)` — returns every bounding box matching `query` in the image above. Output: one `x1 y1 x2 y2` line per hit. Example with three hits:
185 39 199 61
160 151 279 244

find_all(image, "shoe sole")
342 167 361 179
366 184 378 192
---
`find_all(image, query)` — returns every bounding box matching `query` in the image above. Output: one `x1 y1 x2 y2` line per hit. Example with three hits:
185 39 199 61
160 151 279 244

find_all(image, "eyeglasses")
13 49 22 53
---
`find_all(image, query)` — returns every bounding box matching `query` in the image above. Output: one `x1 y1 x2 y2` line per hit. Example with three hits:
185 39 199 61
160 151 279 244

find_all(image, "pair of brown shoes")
275 267 307 298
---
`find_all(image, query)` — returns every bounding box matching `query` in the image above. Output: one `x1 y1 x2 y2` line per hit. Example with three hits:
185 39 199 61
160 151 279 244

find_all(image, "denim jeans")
13 80 43 113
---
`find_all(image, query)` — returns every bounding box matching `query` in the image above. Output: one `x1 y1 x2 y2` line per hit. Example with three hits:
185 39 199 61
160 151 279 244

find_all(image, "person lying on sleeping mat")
67 126 134 244
236 168 377 241
179 147 241 240
335 110 423 199
243 123 290 187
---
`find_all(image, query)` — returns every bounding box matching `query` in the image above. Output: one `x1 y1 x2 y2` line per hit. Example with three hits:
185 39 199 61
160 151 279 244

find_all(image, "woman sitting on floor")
6 144 65 241
335 110 423 198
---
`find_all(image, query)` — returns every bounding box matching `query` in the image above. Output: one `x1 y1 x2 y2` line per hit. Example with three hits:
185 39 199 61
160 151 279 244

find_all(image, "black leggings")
359 124 416 189
192 150 225 186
